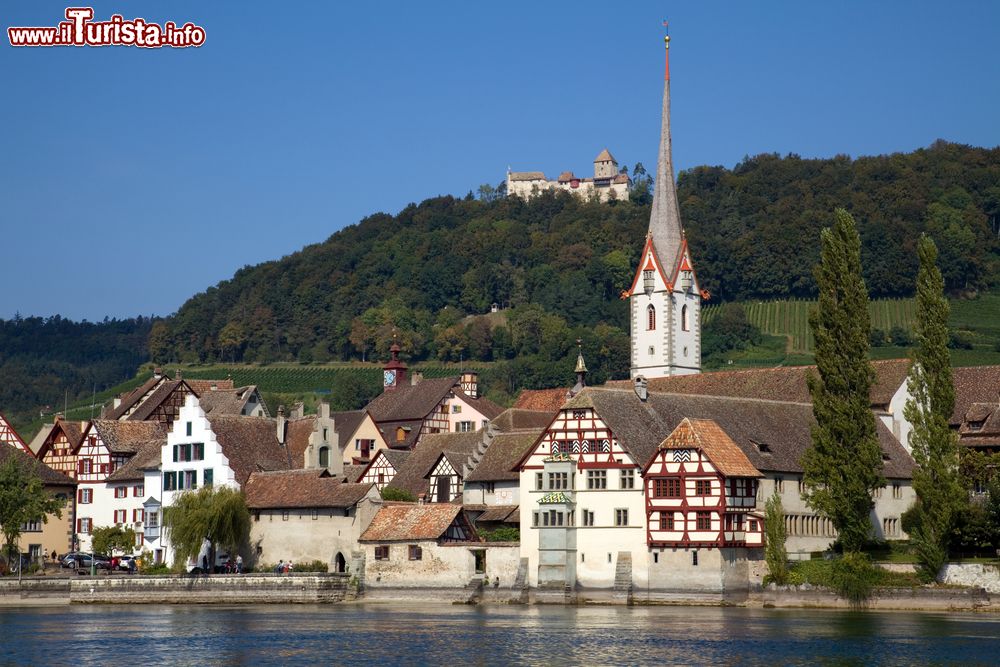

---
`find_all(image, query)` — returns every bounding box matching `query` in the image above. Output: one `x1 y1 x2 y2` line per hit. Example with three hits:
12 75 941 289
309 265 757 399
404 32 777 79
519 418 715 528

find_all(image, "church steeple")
648 21 685 277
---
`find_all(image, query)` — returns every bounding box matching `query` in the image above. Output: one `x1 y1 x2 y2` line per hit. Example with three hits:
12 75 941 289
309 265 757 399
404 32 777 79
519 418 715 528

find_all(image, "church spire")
648 21 684 276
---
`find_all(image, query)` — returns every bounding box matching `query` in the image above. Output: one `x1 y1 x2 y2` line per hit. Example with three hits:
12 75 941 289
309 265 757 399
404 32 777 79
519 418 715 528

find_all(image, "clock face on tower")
383 370 396 386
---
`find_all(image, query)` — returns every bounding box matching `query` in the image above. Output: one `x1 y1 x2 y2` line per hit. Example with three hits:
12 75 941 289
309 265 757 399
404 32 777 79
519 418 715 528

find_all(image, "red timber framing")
643 420 760 549
423 399 450 435
38 420 85 479
75 425 114 485
519 406 635 472
360 451 397 491
0 412 32 454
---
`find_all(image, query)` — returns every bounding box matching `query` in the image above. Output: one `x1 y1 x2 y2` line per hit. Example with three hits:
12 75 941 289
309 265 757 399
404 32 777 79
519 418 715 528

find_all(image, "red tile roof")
244 470 375 509
656 418 762 478
512 388 567 414
205 415 291 485
951 366 1000 426
359 503 465 541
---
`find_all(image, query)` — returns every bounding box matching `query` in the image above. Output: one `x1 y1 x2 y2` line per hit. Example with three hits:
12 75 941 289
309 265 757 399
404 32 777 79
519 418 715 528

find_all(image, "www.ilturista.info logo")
8 7 205 48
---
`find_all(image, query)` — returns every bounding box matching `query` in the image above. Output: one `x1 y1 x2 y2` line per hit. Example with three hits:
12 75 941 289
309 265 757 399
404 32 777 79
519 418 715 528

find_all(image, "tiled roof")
509 171 546 181
341 464 368 483
490 409 554 433
58 420 85 450
657 418 762 478
285 417 316 469
594 148 616 162
359 503 464 542
367 377 459 422
197 386 264 417
559 388 913 479
89 420 166 454
612 174 630 184
512 388 567 414
376 419 424 451
244 469 374 509
538 492 570 504
0 444 75 486
477 505 518 523
606 359 911 409
463 392 505 421
382 449 411 470
951 366 1000 426
107 376 162 419
205 415 291 485
384 431 481 497
185 379 235 394
106 439 163 482
466 430 542 482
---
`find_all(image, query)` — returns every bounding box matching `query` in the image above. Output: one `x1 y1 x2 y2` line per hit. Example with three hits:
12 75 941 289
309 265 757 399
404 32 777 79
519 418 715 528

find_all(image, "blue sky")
2 1 998 321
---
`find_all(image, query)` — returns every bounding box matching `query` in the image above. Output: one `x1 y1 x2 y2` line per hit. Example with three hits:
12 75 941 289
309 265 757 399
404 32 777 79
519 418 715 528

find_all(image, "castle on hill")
506 148 631 202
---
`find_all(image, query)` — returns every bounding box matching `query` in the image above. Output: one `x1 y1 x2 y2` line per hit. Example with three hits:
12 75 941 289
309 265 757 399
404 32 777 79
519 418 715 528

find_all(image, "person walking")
275 560 284 574
236 554 244 574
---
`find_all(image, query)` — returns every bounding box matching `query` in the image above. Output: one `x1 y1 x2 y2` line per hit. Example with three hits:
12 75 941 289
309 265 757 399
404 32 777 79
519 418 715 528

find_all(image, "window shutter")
77 489 82 503
204 468 213 487
77 460 84 474
172 445 178 462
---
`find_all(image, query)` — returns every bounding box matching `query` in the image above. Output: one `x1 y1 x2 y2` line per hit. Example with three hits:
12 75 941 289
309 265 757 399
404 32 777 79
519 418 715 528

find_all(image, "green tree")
217 321 247 363
903 235 964 581
91 525 137 556
163 486 250 569
764 491 788 585
802 209 884 553
380 487 416 502
147 321 172 364
0 458 66 572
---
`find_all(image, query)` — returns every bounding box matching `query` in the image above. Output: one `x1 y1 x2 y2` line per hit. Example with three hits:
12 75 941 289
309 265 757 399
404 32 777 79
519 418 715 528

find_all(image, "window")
146 511 159 530
548 472 568 490
194 443 204 460
133 509 144 523
647 304 656 331
77 518 92 534
21 520 41 532
204 468 214 487
281 510 289 521
587 470 607 490
408 545 423 561
582 510 595 527
696 511 712 530
134 484 144 497
455 421 474 432
134 532 143 548
179 470 197 490
892 483 902 499
653 552 659 564
692 551 698 566
114 486 127 498
775 476 784 493
164 471 177 491
484 481 495 494
614 509 628 526
114 510 126 524
653 478 681 498
375 546 389 561
395 428 406 443
78 488 93 504
452 405 462 414
620 469 635 489
535 472 543 491
681 304 689 331
749 520 759 532
319 447 330 468
186 422 192 437
532 511 539 527
81 459 92 475
695 480 712 496
377 472 385 486
312 509 319 521
322 428 328 442
658 512 674 531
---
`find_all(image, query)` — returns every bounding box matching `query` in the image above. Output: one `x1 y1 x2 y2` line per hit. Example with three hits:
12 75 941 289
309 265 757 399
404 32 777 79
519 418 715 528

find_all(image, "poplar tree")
904 235 963 581
802 209 884 553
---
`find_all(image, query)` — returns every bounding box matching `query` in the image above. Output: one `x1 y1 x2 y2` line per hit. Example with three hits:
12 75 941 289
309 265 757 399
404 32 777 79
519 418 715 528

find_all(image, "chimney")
318 401 330 420
175 369 183 380
634 376 648 402
410 372 424 387
153 367 163 380
113 398 122 409
276 405 287 445
460 372 478 399
291 402 305 420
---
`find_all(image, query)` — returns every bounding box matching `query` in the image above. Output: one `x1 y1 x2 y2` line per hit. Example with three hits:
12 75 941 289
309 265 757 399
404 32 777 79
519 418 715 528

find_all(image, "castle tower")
593 148 618 179
627 25 704 379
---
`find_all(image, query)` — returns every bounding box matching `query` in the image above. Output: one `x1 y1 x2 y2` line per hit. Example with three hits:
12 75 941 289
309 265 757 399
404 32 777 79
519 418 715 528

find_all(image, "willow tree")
163 486 250 569
904 235 963 581
802 209 884 553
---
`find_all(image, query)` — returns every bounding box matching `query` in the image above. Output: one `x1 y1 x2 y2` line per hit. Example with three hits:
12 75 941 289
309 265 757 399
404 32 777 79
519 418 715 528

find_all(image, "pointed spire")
648 20 685 277
570 340 588 397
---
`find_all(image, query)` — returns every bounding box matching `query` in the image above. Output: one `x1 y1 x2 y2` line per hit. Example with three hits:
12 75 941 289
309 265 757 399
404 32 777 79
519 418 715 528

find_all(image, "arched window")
318 446 330 468
647 305 656 331
681 305 689 331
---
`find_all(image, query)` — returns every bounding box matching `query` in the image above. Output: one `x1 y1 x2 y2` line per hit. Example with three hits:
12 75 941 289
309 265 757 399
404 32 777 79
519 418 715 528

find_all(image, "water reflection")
2 603 999 666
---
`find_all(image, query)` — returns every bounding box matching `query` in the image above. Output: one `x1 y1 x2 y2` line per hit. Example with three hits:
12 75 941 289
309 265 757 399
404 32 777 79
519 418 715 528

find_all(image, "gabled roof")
185 379 235 394
367 377 460 422
655 418 761 478
86 420 166 455
509 171 546 181
606 359 912 410
244 470 375 509
466 430 543 483
106 376 164 419
553 388 913 479
490 408 553 433
951 366 1000 426
205 415 291 485
197 386 267 417
594 148 616 163
106 439 163 483
512 389 567 414
359 503 466 542
384 431 481 497
126 380 193 422
37 419 85 459
0 412 31 454
341 464 367 484
284 411 370 470
476 505 519 523
0 444 75 486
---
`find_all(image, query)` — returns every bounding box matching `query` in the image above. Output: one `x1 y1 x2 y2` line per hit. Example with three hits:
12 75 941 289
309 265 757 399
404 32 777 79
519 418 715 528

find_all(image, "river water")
2 603 998 665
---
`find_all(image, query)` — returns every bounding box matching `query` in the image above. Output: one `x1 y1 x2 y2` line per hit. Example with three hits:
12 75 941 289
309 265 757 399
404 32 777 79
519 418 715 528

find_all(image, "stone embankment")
752 584 996 611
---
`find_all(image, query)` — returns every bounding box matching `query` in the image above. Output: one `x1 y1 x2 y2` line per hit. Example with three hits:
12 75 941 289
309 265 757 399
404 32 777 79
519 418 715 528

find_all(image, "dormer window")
755 442 771 454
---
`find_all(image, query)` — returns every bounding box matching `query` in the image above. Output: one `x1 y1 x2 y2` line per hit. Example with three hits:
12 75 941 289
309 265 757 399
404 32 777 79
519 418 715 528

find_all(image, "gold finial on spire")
662 20 671 80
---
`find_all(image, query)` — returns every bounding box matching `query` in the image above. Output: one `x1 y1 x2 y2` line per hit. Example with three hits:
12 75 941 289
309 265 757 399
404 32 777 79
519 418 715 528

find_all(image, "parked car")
117 555 137 571
61 553 111 571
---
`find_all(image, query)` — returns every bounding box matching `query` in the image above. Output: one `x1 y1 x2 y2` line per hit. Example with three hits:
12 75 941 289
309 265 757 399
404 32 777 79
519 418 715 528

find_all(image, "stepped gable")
197 385 265 417
466 430 542 483
606 359 911 410
360 503 465 542
384 431 480 498
561 388 913 479
205 415 291 484
244 469 374 509
284 410 368 467
657 418 761 478
106 438 163 483
512 388 568 414
951 366 1000 426
88 420 166 454
0 443 76 486
490 408 554 433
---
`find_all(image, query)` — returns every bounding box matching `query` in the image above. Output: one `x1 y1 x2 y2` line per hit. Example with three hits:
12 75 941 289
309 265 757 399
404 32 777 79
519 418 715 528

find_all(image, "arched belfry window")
681 305 690 332
647 305 656 331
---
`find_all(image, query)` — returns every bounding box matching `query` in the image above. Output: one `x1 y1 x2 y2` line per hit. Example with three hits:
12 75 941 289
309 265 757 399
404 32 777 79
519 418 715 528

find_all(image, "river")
2 603 999 665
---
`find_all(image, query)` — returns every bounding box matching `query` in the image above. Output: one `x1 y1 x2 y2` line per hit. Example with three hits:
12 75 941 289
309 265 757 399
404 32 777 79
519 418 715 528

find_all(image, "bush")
948 330 975 349
294 560 329 572
869 329 886 347
381 487 417 502
141 562 173 575
830 552 878 604
483 527 519 542
888 326 912 347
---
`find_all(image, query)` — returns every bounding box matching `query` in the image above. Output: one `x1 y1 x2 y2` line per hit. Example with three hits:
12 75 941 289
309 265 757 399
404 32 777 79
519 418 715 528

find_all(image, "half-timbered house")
382 431 480 502
359 449 410 491
0 412 32 455
37 418 86 480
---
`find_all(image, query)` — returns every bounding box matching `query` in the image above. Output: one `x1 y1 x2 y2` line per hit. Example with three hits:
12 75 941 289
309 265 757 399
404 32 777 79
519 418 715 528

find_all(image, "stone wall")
754 584 995 611
70 573 352 604
363 542 520 589
941 563 1000 593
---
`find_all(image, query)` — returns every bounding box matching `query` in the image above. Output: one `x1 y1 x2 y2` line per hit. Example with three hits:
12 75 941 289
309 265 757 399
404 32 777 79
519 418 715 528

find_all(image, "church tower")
628 25 705 379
